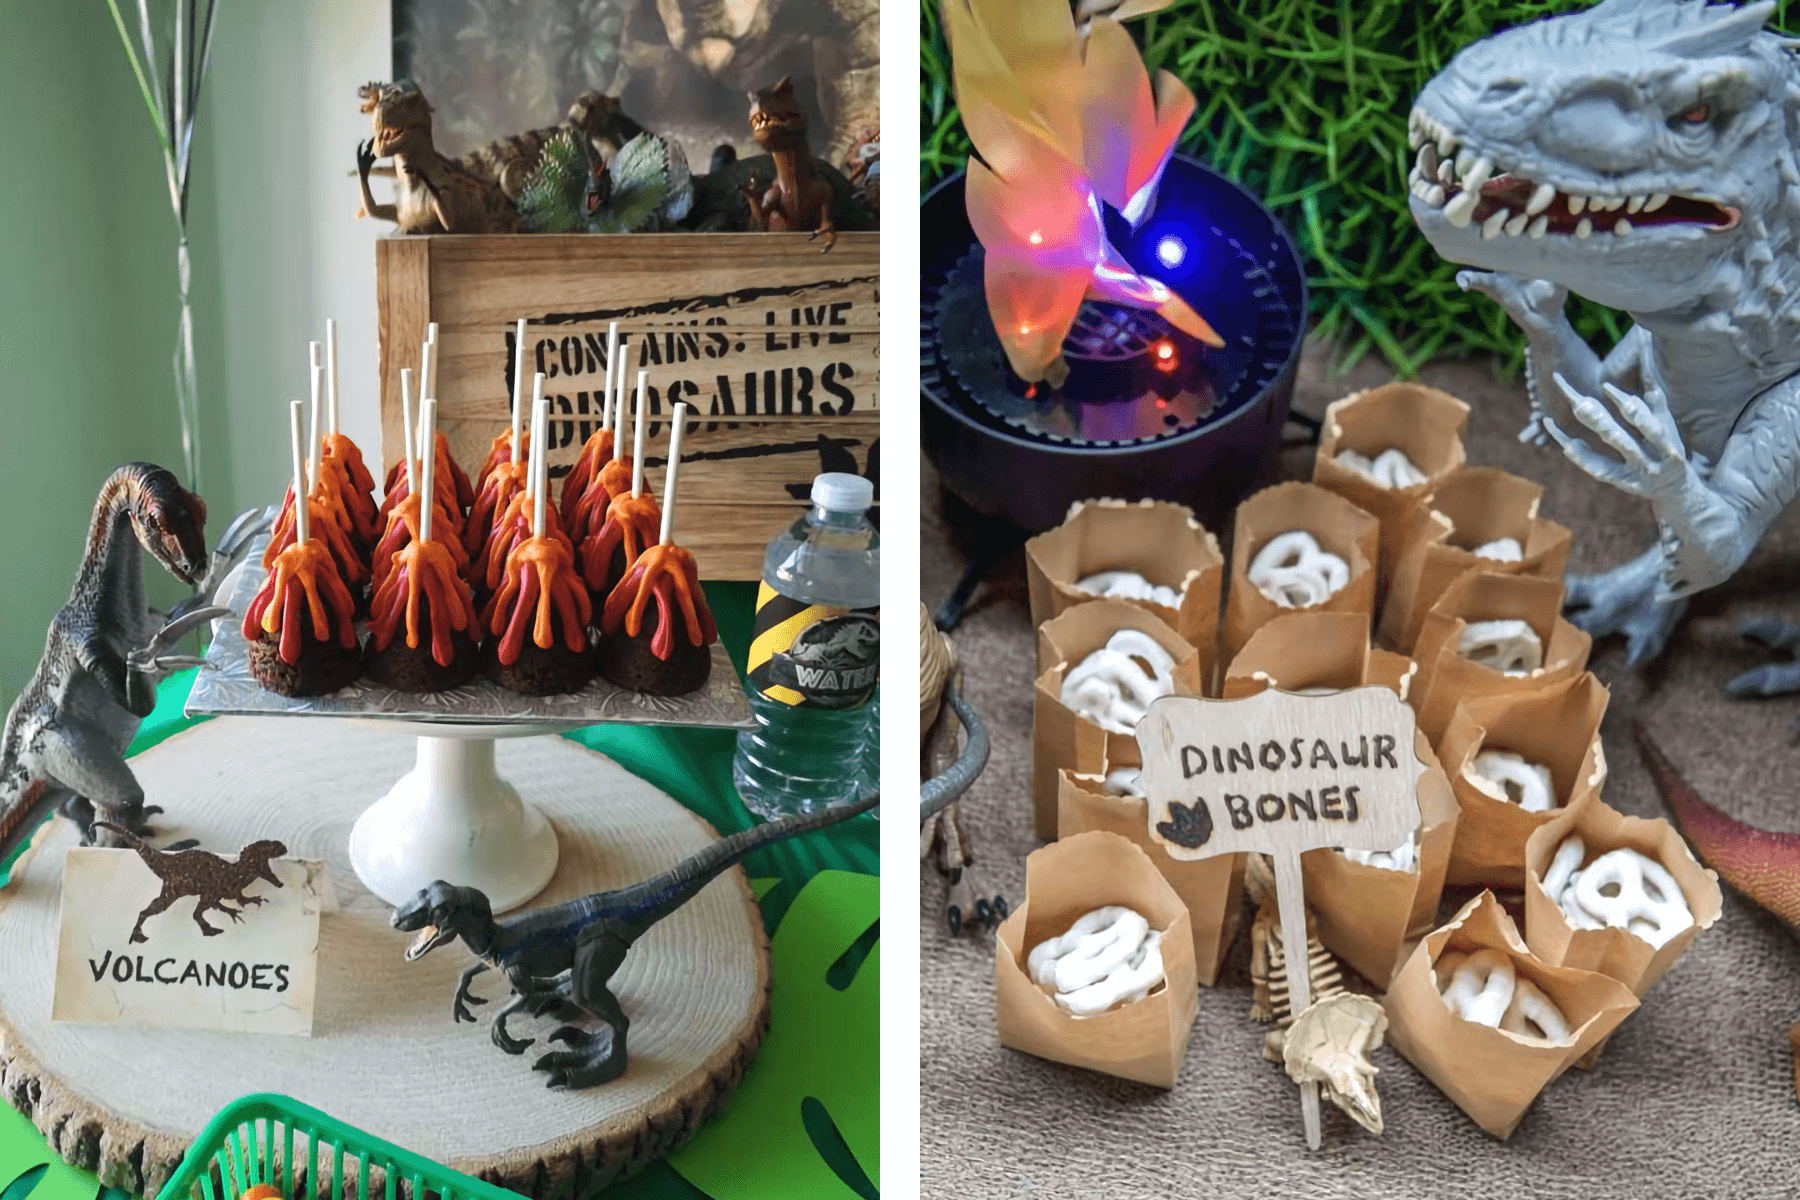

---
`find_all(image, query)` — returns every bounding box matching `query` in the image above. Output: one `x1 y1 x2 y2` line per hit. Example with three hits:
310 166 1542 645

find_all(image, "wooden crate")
375 232 879 579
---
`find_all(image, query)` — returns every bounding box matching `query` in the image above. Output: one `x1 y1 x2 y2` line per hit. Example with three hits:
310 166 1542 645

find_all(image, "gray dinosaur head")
392 879 492 961
1408 0 1799 313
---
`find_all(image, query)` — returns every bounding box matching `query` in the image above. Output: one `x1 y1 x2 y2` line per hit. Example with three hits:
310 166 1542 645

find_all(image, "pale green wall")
0 0 233 703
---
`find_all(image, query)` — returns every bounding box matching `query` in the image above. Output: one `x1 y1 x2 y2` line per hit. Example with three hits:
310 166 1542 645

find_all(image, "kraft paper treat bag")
1025 499 1226 688
1312 382 1470 609
1382 890 1640 1139
1377 467 1574 653
1220 611 1458 984
1222 482 1380 666
1057 768 1244 987
1439 672 1610 889
1032 601 1203 839
1410 571 1592 745
1523 791 1722 1001
994 831 1200 1088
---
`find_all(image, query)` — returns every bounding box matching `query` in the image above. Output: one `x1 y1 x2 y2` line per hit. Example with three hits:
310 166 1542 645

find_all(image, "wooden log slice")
0 717 770 1197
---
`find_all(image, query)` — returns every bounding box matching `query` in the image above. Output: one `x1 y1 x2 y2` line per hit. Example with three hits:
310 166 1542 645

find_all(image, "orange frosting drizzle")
322 432 378 531
559 429 615 527
372 490 470 594
263 490 367 585
243 539 357 665
475 429 531 495
482 535 591 665
383 432 473 513
464 459 528 559
379 455 464 534
569 457 634 543
601 543 717 659
370 536 475 667
579 491 661 592
479 490 574 591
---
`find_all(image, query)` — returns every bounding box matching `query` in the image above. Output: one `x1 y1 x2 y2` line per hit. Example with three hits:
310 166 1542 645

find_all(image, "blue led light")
1156 235 1186 268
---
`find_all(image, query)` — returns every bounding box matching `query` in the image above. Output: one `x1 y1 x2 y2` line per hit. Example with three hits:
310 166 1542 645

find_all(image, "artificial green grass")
920 0 1794 375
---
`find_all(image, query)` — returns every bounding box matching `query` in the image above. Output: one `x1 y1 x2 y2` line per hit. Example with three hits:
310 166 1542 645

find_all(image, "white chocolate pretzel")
1103 766 1145 798
1248 531 1349 610
1343 831 1418 872
1437 948 1515 1028
1026 906 1165 1016
1060 630 1177 735
1474 536 1524 562
1499 977 1571 1043
1336 447 1429 490
1075 569 1184 609
1458 618 1544 675
1545 835 1694 949
1468 750 1558 812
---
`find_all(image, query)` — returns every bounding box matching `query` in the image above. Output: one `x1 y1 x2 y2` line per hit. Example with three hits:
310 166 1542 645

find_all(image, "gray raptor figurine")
1408 0 1800 693
393 791 879 1089
0 464 264 871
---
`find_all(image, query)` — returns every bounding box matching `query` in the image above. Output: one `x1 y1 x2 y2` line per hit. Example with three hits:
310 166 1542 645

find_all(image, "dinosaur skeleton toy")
394 791 878 1089
1409 0 1800 692
0 465 264 870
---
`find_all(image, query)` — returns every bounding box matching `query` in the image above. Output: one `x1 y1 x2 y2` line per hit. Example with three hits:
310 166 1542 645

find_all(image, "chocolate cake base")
596 601 712 696
248 625 363 697
483 627 595 696
364 618 480 693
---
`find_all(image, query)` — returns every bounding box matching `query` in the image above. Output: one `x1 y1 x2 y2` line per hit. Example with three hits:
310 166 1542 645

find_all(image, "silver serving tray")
187 536 754 729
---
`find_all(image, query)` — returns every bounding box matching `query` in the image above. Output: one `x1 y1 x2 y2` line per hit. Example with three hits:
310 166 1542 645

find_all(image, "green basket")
153 1095 522 1200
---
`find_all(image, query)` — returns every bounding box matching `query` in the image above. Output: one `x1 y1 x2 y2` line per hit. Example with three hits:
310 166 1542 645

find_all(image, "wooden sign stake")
1136 686 1426 1149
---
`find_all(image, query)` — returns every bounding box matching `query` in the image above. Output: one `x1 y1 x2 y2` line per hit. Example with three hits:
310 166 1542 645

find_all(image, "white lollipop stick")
609 338 630 462
660 402 687 546
308 355 322 495
631 370 647 497
427 321 439 343
400 368 417 496
525 373 546 500
531 383 549 540
512 318 528 464
603 322 619 432
419 398 437 545
289 401 310 547
326 319 339 436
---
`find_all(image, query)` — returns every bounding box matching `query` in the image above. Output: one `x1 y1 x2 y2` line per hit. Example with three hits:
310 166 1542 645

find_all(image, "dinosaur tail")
1632 721 1800 934
606 791 879 941
0 782 63 887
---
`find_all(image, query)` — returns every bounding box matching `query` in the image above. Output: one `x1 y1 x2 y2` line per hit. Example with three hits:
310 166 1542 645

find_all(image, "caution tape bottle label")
746 583 880 709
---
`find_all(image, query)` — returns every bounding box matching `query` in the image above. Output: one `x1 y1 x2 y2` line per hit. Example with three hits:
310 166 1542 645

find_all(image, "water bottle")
734 473 880 819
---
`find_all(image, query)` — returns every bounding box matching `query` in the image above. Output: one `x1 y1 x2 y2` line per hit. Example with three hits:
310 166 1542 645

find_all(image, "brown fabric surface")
920 341 1800 1197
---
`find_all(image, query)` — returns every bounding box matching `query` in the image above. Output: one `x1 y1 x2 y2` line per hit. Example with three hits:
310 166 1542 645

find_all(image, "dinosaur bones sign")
1136 687 1424 1148
52 836 330 1036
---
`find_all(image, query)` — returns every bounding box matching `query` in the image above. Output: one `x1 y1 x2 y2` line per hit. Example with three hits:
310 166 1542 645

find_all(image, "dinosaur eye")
1681 102 1710 124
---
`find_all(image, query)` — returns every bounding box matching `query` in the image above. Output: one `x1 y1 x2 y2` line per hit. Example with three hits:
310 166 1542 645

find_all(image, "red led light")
1152 339 1178 372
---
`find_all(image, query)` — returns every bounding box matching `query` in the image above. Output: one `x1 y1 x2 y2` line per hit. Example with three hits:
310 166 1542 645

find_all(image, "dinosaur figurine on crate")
394 791 878 1088
356 80 524 234
93 822 287 943
1408 0 1800 696
0 465 265 874
516 126 694 234
357 84 647 201
1244 855 1387 1135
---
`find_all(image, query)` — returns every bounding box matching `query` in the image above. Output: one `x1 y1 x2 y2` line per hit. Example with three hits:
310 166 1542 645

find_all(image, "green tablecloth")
0 583 878 1200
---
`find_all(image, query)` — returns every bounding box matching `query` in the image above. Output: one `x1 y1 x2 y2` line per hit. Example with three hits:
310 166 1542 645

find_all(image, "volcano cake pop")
474 320 535 496
561 321 621 527
319 321 379 541
598 401 717 695
466 352 535 560
382 329 474 514
246 402 362 696
372 374 472 595
482 387 595 694
366 397 482 691
565 334 633 543
580 368 661 598
264 356 372 612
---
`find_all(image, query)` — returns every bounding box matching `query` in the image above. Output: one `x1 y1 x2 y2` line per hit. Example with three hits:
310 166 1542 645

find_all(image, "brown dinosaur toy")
357 84 645 201
742 77 835 252
356 80 522 234
93 822 287 944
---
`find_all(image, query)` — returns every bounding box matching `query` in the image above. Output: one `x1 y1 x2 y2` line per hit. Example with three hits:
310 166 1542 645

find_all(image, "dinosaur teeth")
1418 143 1438 180
1526 182 1556 215
1438 160 1455 186
1627 194 1646 213
1444 188 1481 227
1604 196 1626 212
1503 212 1528 236
1462 156 1494 192
1576 217 1593 238
1615 217 1634 235
1456 147 1478 177
1482 208 1510 239
1568 194 1588 215
1646 193 1670 211
1529 214 1549 239
1425 184 1447 208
